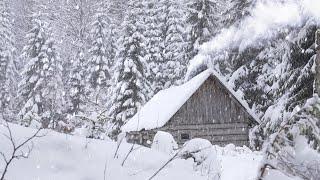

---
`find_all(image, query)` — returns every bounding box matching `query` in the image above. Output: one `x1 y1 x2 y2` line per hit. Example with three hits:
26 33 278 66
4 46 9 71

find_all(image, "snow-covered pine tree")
87 9 112 104
61 0 100 116
106 0 125 65
19 17 64 128
12 0 36 55
233 41 284 115
218 0 251 28
315 29 320 94
0 0 16 115
108 0 128 27
258 94 320 179
144 0 165 94
186 0 218 59
40 38 65 129
109 0 150 136
68 49 87 115
107 24 118 68
162 0 188 88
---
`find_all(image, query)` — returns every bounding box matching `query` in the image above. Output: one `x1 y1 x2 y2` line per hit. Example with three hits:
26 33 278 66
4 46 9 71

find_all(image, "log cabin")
121 69 260 147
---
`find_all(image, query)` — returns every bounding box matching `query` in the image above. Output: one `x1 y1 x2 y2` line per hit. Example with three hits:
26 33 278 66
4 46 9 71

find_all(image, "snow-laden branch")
0 120 45 180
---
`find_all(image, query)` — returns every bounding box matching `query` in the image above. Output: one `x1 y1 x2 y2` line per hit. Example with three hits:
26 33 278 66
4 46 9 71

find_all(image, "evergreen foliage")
186 0 218 59
144 0 165 93
162 0 188 88
68 49 87 115
0 0 15 114
87 10 112 100
19 17 64 128
109 0 151 136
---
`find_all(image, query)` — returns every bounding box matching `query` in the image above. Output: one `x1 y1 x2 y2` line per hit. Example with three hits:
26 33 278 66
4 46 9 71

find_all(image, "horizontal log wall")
126 75 255 148
127 123 249 147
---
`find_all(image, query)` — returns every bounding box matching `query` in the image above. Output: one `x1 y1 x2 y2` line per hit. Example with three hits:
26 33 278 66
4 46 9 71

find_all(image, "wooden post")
315 29 320 94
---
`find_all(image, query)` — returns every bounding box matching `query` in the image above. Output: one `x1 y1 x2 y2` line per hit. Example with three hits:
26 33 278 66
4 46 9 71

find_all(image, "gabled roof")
122 69 260 132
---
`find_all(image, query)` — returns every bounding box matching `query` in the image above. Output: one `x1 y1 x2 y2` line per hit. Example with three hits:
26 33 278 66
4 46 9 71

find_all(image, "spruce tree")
218 0 251 28
258 95 320 179
144 0 165 93
186 0 218 59
68 49 86 115
0 0 15 114
108 0 128 26
109 0 150 136
19 17 64 128
163 0 188 88
87 11 112 104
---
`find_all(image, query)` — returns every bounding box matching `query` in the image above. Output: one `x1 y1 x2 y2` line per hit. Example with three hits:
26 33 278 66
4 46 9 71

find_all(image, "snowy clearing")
0 123 201 180
0 122 300 180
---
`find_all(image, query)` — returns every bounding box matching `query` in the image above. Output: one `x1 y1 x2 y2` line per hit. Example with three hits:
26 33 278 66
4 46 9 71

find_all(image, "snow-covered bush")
151 131 178 155
180 139 221 179
181 138 213 164
69 110 113 140
258 95 320 179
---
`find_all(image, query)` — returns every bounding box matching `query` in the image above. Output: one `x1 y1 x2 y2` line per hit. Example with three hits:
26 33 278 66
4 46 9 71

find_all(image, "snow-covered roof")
122 69 260 132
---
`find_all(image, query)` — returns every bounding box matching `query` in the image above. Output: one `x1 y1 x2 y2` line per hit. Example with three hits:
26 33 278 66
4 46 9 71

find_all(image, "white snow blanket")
0 123 299 180
0 123 202 180
122 69 259 132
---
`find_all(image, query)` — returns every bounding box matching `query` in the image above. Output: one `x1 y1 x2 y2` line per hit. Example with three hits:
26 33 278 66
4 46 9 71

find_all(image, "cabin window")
180 133 190 140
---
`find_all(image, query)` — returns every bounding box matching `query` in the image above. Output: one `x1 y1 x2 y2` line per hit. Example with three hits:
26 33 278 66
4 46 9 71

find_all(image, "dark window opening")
180 133 190 140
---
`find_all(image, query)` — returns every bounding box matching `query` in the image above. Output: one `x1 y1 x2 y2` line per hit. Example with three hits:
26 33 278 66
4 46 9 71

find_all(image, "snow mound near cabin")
151 131 178 155
180 139 262 180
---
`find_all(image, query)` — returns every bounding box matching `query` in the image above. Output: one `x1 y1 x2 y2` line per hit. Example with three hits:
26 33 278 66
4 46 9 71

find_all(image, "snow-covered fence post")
315 29 320 94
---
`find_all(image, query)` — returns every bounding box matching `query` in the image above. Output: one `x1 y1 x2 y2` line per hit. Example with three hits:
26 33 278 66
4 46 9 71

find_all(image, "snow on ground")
151 131 178 155
0 123 201 180
265 170 302 180
216 145 261 180
180 139 263 180
0 123 297 180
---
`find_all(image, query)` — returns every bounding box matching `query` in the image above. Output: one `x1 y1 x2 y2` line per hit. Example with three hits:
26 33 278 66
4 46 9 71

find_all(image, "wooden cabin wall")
127 76 255 147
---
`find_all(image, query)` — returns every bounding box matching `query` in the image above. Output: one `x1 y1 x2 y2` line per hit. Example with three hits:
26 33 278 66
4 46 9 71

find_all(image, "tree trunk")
315 29 320 94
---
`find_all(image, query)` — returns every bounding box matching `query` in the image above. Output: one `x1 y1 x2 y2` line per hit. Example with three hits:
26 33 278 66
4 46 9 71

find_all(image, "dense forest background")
1 0 320 164
1 0 320 178
0 0 237 137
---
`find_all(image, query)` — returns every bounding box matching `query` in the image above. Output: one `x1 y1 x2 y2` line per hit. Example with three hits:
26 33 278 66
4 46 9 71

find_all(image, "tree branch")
0 119 45 180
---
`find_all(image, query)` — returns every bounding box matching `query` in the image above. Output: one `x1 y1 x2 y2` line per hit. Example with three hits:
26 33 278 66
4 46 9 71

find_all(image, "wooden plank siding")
126 75 257 147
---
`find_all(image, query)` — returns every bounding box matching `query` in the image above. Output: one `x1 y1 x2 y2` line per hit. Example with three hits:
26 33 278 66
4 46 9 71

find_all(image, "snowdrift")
0 122 298 180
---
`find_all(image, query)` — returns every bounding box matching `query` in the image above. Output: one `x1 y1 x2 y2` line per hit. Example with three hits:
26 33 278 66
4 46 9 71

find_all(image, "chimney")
315 29 320 94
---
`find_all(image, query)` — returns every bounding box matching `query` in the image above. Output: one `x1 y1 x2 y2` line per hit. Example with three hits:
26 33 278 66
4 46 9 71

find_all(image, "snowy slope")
0 123 202 180
0 123 299 180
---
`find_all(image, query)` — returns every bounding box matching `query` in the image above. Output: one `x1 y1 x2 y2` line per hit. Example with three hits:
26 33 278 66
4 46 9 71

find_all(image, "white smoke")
188 0 320 74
